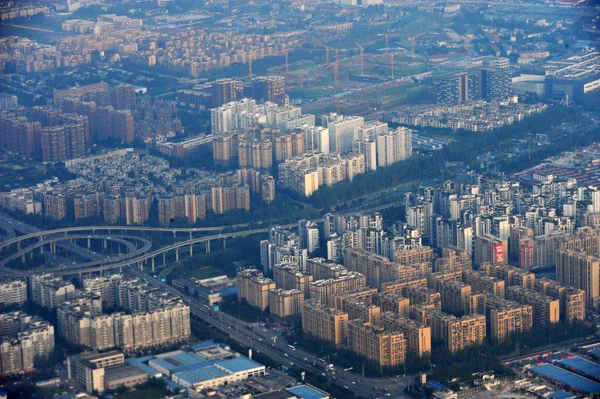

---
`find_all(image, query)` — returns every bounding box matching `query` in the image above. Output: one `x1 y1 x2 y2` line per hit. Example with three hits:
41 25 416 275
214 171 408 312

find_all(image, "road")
127 267 408 398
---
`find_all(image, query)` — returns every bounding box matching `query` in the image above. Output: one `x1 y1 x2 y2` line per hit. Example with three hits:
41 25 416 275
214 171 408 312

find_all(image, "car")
303 357 307 361
284 353 288 357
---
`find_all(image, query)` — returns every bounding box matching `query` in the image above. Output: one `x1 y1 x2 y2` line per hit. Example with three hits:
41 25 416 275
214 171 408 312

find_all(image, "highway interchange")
0 207 412 398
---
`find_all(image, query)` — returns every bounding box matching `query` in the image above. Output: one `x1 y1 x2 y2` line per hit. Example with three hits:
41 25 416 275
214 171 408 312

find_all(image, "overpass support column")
40 243 44 255
50 242 56 254
206 240 211 253
190 244 193 256
17 242 20 251
151 257 155 273
223 238 226 249
189 231 192 240
163 252 166 266
103 240 107 250
175 249 179 262
87 238 91 249
139 261 143 271
21 254 26 263
173 231 176 239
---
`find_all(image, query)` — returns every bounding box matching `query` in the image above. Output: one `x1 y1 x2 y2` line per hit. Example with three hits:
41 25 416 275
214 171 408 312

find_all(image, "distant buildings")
237 269 276 311
0 311 55 377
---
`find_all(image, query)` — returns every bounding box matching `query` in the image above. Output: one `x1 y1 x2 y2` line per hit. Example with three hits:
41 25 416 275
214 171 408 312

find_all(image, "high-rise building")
272 264 313 298
309 272 366 306
556 249 600 308
111 110 134 143
0 280 27 306
413 306 486 353
273 131 305 163
53 82 110 105
124 195 149 225
212 131 241 167
268 289 303 319
110 84 136 110
252 76 286 106
483 296 533 343
376 127 412 167
323 113 365 154
353 139 377 171
303 125 330 154
380 312 431 357
237 269 276 311
506 286 560 328
474 234 508 266
301 299 348 347
347 320 407 368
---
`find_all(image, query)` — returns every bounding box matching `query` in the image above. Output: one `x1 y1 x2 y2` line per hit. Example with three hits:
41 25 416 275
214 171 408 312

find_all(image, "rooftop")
530 363 600 395
216 357 265 373
287 384 330 399
173 365 229 385
558 356 600 378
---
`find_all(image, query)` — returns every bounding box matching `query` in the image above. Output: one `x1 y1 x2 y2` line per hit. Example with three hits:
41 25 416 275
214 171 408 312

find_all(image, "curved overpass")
0 227 270 276
0 234 152 276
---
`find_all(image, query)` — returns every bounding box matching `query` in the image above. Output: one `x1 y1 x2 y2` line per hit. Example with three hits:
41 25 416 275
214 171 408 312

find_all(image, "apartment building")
237 269 276 311
438 280 472 316
345 298 381 325
306 258 347 281
404 286 442 310
344 247 421 289
506 286 560 328
463 269 506 298
347 320 407 368
268 289 304 319
381 312 432 357
534 278 585 323
272 264 313 298
375 292 410 318
556 248 600 308
301 300 349 347
0 280 27 306
308 272 366 307
483 295 533 343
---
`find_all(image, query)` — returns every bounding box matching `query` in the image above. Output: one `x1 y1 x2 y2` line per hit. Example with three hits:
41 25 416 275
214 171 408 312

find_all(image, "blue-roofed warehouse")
287 384 330 399
530 363 600 396
558 357 600 383
149 352 211 376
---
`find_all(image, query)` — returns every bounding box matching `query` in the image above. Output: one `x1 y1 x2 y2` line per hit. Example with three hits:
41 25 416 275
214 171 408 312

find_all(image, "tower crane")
355 41 364 75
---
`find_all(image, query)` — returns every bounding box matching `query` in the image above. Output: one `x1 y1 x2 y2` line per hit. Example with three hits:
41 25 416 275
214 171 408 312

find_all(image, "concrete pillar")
173 231 176 238
40 244 44 255
163 252 166 265
151 257 155 273
103 239 107 250
17 242 20 251
189 231 192 240
206 240 211 253
87 238 91 249
190 244 193 256
223 238 226 249
175 249 179 262
21 254 25 263
139 261 143 270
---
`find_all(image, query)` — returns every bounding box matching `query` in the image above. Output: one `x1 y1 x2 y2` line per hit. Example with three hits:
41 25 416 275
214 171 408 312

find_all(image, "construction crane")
355 41 364 75
248 52 253 78
282 49 289 73
409 32 426 56
378 32 402 53
325 49 340 87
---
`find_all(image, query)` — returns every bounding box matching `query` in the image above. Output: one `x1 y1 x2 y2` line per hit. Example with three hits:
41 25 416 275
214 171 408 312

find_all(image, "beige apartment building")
309 272 366 307
333 287 378 312
438 280 472 316
273 264 314 298
381 312 431 357
237 269 276 311
375 292 410 318
506 286 560 327
484 296 533 343
345 298 381 325
347 320 407 368
268 289 304 319
301 299 349 347
463 269 506 298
